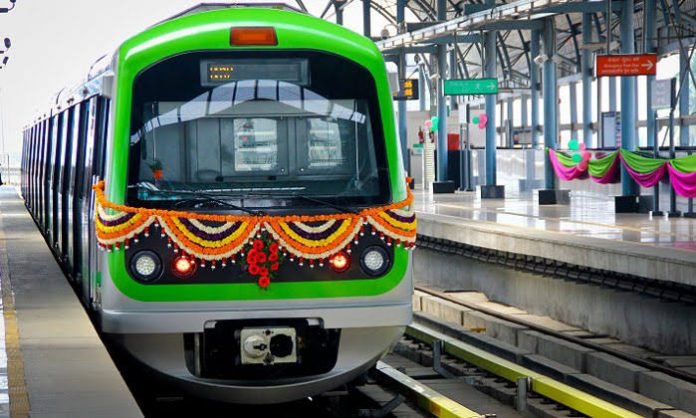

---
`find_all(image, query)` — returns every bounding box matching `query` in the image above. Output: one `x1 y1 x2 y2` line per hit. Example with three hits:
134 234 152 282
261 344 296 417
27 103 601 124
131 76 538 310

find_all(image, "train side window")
70 102 88 199
94 98 110 179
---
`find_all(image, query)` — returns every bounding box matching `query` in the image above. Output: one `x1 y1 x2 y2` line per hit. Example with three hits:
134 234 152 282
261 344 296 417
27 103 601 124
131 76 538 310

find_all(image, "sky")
0 0 387 165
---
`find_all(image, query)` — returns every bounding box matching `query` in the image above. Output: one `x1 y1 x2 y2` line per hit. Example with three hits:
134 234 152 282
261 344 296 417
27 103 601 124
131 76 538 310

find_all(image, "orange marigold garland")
93 180 416 287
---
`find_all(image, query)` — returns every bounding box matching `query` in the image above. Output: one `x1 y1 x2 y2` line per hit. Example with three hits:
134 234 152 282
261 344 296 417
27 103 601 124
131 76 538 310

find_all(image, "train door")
48 115 61 243
37 121 46 227
54 110 69 253
61 106 77 265
28 126 35 211
85 97 109 307
66 103 85 273
70 100 89 280
43 117 54 236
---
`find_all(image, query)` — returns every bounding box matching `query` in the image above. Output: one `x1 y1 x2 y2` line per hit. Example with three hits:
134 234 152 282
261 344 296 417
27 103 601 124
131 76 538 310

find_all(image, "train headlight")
329 251 351 273
130 250 162 282
360 246 390 277
172 255 196 279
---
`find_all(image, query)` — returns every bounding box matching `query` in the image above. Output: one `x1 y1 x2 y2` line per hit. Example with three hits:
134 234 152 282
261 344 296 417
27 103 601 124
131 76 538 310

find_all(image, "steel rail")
414 284 696 386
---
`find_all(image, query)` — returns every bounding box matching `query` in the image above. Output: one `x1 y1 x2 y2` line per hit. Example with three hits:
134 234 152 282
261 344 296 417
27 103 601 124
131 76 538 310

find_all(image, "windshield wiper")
129 184 264 216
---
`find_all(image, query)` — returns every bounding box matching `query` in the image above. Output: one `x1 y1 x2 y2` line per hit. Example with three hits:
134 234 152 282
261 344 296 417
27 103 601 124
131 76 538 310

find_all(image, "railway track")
413 285 696 416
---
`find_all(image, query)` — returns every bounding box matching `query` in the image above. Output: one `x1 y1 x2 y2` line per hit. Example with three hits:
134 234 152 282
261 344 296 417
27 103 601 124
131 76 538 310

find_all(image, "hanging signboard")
595 53 657 77
444 78 498 95
651 78 676 110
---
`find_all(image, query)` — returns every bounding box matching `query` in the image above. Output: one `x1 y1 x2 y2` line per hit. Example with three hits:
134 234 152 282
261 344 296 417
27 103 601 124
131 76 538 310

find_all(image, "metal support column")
507 98 514 147
362 0 371 38
582 13 593 147
609 77 617 112
334 0 343 25
397 0 408 170
645 0 660 213
569 81 578 140
680 50 690 146
418 63 426 111
521 95 528 128
530 30 541 148
542 19 557 190
436 0 448 183
484 29 497 186
620 0 639 196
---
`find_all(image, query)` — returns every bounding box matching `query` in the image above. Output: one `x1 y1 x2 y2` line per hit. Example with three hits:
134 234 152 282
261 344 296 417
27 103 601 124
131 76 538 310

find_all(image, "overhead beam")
479 20 544 31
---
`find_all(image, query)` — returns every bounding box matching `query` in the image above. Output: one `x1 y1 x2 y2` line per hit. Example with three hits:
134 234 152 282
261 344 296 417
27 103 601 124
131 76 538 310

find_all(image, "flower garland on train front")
93 180 416 288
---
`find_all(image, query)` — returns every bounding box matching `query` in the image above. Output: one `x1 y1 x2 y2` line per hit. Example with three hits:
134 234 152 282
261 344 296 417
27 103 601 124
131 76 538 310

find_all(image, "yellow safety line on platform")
375 361 486 418
406 323 643 418
0 209 30 418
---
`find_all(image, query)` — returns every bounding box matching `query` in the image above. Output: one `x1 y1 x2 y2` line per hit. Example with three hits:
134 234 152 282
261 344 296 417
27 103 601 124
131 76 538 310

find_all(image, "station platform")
414 189 696 288
0 186 141 417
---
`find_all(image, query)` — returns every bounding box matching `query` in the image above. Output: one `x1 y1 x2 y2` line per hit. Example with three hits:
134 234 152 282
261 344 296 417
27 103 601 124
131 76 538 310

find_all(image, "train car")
21 3 415 404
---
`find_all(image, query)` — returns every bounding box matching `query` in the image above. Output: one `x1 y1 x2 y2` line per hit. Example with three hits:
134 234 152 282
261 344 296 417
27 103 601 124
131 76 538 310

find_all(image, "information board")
595 54 657 77
444 78 498 95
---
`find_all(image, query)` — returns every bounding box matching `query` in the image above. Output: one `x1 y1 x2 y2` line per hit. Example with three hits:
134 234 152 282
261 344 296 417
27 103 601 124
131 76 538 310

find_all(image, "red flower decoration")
253 239 264 250
271 262 279 271
260 267 269 276
248 264 260 275
258 276 270 289
256 252 267 263
270 243 279 253
269 252 278 262
247 253 257 265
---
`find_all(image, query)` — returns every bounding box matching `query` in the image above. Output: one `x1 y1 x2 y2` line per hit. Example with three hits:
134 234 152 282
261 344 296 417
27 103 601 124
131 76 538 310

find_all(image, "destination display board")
595 54 657 77
393 78 419 100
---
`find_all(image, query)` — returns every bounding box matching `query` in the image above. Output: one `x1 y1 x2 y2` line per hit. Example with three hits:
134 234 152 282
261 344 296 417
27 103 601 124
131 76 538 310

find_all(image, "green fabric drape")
670 153 696 174
618 149 667 174
588 152 618 177
554 150 577 168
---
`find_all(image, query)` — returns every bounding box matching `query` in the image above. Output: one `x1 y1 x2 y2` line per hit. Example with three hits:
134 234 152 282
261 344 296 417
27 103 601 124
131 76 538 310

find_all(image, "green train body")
21 5 413 403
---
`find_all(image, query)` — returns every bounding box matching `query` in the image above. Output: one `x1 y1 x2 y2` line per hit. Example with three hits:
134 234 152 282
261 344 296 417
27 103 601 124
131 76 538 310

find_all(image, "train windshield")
128 51 390 210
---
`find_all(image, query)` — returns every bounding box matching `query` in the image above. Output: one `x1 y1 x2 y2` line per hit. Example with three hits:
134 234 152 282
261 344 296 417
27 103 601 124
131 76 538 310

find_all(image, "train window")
128 50 388 209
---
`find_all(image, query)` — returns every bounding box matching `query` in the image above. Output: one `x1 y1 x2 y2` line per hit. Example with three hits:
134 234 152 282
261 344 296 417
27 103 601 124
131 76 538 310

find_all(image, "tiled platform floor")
415 189 696 252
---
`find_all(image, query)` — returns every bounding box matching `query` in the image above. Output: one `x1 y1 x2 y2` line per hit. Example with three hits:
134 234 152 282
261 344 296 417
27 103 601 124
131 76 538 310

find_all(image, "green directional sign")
444 78 498 95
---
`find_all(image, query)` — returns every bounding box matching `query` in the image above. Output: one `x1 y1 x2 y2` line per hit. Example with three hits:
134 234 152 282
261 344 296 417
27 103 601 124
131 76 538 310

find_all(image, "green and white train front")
98 12 413 404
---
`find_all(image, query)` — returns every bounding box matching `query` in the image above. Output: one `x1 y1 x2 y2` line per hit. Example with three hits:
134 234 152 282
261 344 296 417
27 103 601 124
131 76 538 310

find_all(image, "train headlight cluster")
130 250 162 282
360 246 390 277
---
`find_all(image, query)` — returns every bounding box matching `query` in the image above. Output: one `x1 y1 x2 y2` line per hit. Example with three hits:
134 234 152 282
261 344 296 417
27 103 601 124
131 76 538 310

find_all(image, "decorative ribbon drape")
94 181 417 263
548 149 620 183
548 148 696 198
618 149 668 188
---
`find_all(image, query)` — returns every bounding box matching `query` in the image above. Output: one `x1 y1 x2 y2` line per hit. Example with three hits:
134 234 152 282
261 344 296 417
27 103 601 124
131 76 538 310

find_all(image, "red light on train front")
329 251 351 273
172 255 196 278
230 27 278 46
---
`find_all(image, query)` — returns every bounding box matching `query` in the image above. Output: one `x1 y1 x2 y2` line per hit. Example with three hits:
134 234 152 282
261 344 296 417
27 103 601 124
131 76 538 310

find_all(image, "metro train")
20 3 416 404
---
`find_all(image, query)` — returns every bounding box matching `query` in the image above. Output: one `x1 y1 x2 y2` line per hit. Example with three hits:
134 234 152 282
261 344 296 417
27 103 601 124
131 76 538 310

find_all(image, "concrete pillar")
530 30 541 148
542 19 558 190
362 0 371 38
397 0 408 169
582 13 593 147
620 0 639 196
